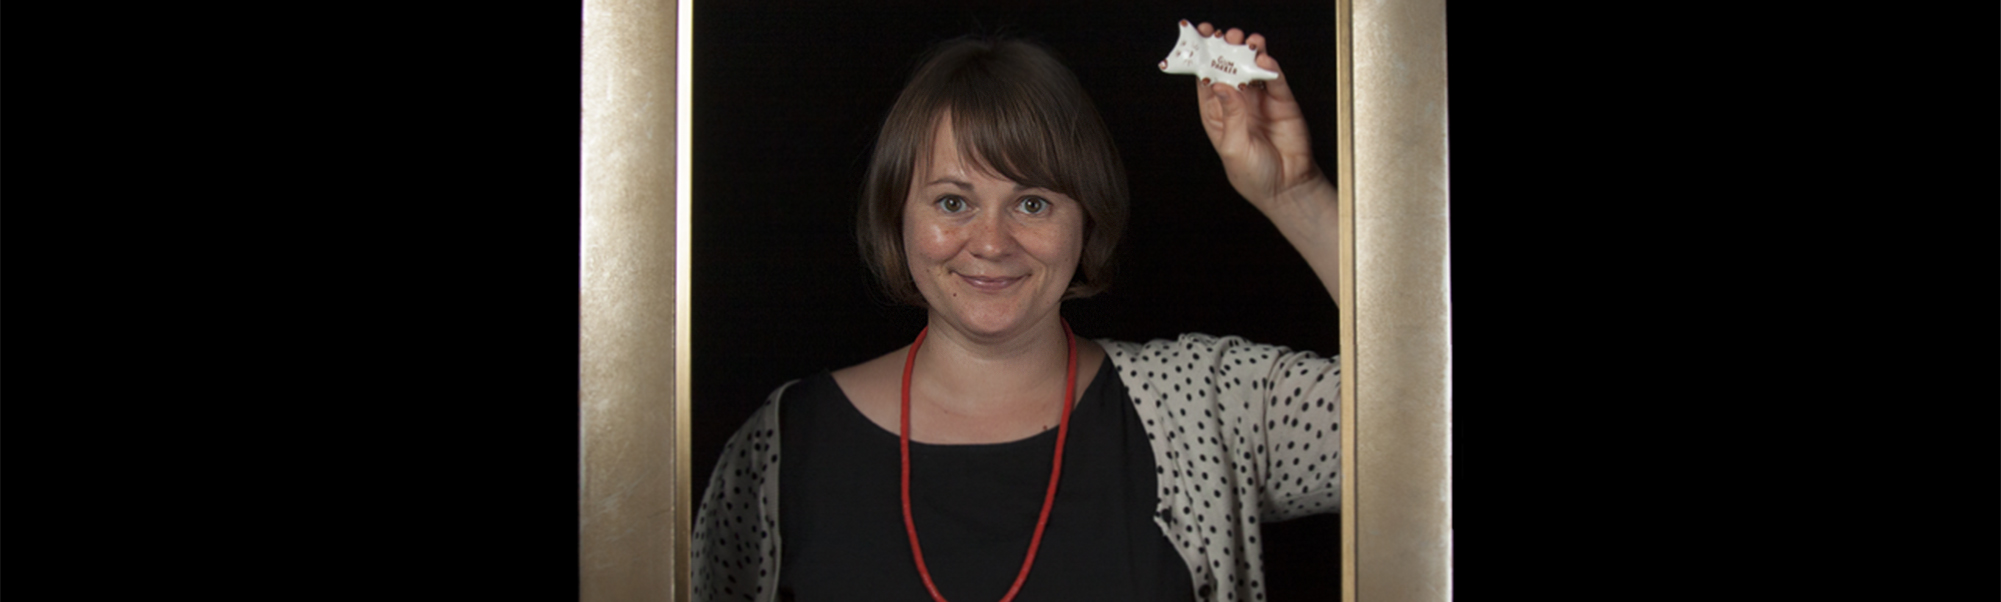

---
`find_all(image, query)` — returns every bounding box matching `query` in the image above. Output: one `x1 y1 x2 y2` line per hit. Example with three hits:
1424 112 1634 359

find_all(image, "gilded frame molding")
1346 0 1453 599
578 1 1449 599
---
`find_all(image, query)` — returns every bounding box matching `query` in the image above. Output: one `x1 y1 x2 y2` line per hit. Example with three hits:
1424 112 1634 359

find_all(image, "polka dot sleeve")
692 382 790 602
1104 334 1342 602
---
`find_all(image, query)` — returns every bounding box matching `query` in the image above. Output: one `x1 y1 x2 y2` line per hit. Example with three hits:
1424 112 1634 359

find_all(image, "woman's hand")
1191 22 1333 214
1190 22 1342 305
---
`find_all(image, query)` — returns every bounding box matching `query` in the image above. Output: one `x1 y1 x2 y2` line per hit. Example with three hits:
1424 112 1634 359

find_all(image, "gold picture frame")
578 1 1448 599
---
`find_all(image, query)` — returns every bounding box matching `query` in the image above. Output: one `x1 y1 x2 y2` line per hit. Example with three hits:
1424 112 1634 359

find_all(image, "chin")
935 301 1058 340
945 312 1026 338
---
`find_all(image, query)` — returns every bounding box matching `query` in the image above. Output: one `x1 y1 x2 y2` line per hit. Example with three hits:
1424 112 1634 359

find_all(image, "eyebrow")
922 178 1035 193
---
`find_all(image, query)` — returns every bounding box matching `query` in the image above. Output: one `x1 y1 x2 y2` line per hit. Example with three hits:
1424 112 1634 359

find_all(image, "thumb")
1211 82 1250 147
1212 82 1242 116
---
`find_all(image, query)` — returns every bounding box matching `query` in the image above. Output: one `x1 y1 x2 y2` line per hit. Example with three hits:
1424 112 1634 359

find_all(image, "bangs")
908 63 1085 198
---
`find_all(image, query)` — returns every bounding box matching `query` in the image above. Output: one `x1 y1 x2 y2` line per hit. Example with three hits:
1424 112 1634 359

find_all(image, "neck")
909 311 1072 424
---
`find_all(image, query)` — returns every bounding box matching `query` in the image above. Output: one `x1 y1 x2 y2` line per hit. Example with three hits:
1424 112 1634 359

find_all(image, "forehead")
916 112 1004 183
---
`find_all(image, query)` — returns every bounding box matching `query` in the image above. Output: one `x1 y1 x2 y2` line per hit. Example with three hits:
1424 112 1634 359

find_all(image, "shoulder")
1101 333 1333 373
1102 333 1340 414
710 380 796 478
696 377 805 521
829 345 909 426
1100 333 1254 404
706 378 808 482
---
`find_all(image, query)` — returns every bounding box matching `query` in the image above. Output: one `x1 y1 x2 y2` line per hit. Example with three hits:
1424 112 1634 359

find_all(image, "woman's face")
904 116 1085 342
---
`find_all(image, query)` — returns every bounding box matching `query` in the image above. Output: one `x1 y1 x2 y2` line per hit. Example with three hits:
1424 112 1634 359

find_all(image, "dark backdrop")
692 2 1342 597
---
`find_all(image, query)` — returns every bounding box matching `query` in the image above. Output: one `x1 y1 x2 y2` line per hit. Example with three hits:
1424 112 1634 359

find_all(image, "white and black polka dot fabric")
692 334 1341 602
692 379 790 602
1110 334 1342 602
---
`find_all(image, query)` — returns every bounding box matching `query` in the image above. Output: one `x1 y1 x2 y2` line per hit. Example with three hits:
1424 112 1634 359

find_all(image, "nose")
967 211 1019 259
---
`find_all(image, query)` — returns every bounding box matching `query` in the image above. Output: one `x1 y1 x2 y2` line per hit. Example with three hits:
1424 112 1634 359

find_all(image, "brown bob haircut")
858 36 1129 307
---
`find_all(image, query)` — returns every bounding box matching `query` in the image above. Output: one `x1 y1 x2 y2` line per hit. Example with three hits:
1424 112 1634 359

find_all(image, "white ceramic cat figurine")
1157 20 1279 87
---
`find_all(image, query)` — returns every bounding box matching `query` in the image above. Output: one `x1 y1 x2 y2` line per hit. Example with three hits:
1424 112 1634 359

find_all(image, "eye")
936 195 967 213
1017 196 1050 215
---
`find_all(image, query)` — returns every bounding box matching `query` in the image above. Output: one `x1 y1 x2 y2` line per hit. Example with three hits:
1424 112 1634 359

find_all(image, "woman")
695 22 1341 602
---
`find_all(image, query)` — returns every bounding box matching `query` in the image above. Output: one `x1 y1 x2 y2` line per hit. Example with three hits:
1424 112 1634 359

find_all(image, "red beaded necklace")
899 320 1079 602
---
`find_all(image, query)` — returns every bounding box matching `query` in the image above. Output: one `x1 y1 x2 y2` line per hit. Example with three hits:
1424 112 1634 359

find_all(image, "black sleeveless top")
778 359 1195 601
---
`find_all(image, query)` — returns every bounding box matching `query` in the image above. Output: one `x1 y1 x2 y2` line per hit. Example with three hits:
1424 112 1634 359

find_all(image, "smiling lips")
956 273 1023 292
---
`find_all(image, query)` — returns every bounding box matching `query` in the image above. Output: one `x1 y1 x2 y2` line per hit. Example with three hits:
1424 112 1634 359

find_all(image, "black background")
691 0 1340 502
41 1 1994 598
693 2 1344 597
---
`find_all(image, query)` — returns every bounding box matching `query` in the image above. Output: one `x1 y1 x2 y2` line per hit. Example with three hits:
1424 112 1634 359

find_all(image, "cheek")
1063 214 1088 262
903 219 957 266
1029 221 1087 273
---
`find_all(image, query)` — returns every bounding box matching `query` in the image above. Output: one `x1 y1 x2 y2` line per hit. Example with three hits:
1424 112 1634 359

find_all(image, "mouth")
956 273 1023 292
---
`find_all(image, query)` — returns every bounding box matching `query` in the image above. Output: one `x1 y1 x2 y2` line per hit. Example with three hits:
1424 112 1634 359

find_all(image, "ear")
1161 22 1204 73
1179 21 1201 45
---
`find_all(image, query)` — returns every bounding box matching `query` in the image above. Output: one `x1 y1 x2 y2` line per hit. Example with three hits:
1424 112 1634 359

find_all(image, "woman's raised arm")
1192 22 1342 305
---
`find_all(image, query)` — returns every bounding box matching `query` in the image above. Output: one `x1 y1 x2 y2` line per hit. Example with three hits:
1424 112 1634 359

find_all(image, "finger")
1235 80 1266 119
1225 28 1245 45
1258 54 1298 105
1196 80 1226 146
1197 77 1222 119
1196 22 1215 36
1213 82 1246 121
1212 83 1252 149
1246 33 1267 55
